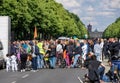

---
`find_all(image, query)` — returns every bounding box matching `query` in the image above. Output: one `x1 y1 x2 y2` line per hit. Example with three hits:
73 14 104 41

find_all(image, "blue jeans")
95 53 101 61
40 54 44 68
71 54 80 67
49 57 56 68
32 57 37 70
98 66 105 80
102 75 111 82
37 55 41 69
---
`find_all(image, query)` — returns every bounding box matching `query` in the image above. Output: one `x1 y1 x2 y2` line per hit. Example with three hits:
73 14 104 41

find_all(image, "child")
5 54 11 72
11 53 18 72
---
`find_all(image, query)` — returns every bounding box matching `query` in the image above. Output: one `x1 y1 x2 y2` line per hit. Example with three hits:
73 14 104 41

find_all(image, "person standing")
30 40 37 72
5 54 11 72
82 40 88 68
37 40 45 69
108 38 119 60
103 39 110 59
94 40 102 61
48 40 56 69
11 53 18 72
100 39 104 61
20 46 27 72
34 40 40 69
66 41 74 66
56 40 63 67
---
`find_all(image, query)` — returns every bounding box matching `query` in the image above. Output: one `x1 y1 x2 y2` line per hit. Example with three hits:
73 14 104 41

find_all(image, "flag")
34 26 37 39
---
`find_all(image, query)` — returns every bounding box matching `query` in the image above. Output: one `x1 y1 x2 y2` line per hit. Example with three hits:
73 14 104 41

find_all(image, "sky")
55 0 120 32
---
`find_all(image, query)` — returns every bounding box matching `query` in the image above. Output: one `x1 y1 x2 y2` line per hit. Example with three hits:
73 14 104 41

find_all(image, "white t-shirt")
11 55 17 63
5 57 11 65
56 44 63 53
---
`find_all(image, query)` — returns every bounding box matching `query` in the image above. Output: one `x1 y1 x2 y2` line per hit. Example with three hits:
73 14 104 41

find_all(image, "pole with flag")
34 26 38 39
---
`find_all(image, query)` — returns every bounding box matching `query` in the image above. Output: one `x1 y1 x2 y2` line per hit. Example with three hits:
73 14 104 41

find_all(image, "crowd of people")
5 37 120 82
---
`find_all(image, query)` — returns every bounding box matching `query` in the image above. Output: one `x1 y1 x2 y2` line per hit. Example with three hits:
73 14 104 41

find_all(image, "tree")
0 0 87 40
103 17 120 38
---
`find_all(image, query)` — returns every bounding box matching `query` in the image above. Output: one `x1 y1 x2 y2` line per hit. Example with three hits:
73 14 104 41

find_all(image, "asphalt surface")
0 68 87 83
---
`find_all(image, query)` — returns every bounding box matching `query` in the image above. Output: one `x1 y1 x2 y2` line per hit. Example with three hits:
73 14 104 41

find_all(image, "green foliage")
115 17 120 23
0 0 87 40
103 17 120 38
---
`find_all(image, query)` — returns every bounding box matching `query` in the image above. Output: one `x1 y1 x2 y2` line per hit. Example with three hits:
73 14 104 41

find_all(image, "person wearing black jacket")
30 40 38 71
71 41 82 68
20 46 27 72
66 41 74 66
103 40 109 59
48 41 56 69
108 38 120 60
88 55 102 83
112 38 119 57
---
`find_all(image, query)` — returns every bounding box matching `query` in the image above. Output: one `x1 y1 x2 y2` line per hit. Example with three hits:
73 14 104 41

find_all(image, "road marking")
22 74 29 78
11 81 16 83
78 76 83 83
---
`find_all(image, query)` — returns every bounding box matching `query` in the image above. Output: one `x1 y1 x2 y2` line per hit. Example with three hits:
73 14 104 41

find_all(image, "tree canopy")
103 17 120 38
0 0 87 40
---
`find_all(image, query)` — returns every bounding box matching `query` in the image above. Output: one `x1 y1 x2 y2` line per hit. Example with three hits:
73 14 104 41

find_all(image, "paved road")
0 68 87 83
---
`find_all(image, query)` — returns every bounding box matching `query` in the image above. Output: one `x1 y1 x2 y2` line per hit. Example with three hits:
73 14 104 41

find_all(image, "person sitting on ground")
84 52 94 68
71 42 82 68
101 60 119 82
86 55 105 83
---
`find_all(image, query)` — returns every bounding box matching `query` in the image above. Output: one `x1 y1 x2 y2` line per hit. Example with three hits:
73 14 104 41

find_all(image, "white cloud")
56 0 81 8
84 0 95 2
101 0 120 10
87 5 94 12
106 15 116 18
81 16 94 21
85 10 116 17
110 0 120 8
96 11 115 16
72 9 81 15
55 0 120 31
88 0 95 2
103 8 116 11
90 21 98 26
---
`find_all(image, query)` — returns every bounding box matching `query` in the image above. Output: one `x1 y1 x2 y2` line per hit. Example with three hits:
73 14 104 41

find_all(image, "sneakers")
21 69 25 72
31 70 38 72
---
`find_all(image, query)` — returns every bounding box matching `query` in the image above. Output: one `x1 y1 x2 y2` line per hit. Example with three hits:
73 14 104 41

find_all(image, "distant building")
87 24 92 32
89 31 103 38
87 24 103 38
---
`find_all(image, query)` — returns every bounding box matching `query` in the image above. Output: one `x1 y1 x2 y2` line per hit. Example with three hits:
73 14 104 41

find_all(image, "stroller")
26 60 32 71
26 54 32 71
